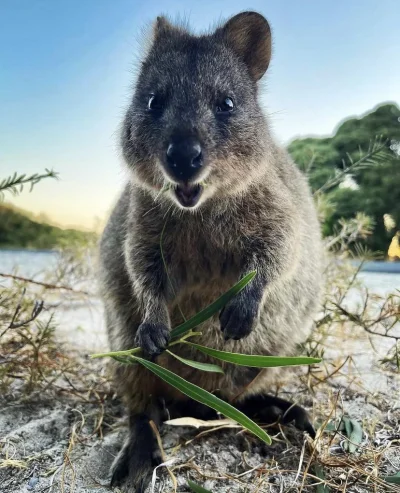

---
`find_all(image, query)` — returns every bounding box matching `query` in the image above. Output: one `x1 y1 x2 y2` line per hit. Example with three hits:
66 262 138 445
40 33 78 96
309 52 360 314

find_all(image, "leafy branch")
315 137 390 195
91 272 321 444
0 169 58 201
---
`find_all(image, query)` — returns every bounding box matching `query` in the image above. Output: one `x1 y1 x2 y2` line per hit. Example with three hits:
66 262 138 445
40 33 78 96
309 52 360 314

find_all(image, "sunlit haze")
1 0 399 229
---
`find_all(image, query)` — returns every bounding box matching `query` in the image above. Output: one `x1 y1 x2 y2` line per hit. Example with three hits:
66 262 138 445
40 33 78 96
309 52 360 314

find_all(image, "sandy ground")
1 289 399 493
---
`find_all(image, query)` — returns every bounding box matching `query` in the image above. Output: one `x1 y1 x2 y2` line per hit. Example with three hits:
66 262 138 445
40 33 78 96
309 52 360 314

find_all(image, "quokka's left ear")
218 11 272 81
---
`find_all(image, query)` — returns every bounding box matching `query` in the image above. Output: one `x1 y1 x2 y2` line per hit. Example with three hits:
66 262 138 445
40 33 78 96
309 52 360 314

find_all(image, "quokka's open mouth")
174 183 203 208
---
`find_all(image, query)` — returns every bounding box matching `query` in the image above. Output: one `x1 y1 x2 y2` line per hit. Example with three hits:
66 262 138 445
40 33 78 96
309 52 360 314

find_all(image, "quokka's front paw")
135 322 170 357
219 293 259 341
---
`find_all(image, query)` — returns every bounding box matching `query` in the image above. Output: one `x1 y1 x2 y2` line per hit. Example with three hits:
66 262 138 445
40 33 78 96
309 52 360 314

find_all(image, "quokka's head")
122 12 273 210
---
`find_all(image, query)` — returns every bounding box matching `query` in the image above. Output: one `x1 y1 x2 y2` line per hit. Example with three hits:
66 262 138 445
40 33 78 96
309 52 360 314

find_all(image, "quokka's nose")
166 138 203 181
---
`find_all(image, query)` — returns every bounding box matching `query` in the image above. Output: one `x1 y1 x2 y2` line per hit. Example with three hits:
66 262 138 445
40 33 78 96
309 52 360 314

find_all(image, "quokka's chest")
163 226 243 292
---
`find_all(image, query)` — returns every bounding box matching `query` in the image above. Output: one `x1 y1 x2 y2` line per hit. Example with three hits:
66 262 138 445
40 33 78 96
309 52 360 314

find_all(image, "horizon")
3 99 399 233
1 0 399 229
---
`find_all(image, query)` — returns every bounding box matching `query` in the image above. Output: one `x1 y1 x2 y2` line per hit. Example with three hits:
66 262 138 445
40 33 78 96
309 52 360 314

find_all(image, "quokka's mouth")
174 183 203 208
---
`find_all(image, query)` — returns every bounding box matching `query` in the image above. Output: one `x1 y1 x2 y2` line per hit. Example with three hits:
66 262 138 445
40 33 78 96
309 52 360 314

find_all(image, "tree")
288 103 400 253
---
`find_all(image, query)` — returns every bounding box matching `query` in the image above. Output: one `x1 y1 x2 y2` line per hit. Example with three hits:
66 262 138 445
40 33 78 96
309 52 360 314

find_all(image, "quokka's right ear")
219 11 272 81
154 16 173 36
152 15 186 42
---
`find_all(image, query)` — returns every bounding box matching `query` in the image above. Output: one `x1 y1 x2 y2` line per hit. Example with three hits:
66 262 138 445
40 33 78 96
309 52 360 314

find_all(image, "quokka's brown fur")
99 11 323 491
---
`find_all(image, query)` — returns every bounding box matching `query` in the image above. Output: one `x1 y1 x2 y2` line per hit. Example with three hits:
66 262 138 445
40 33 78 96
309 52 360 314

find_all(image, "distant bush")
0 204 96 250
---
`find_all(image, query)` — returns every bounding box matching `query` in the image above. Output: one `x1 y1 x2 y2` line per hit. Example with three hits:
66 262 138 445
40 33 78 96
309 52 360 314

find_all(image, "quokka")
99 11 323 492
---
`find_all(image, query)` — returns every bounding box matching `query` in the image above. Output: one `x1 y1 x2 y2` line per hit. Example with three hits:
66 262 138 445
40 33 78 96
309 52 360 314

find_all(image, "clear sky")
1 0 399 229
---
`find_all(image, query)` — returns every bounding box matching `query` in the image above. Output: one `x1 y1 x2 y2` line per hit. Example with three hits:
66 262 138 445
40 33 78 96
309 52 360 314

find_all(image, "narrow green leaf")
90 347 141 359
111 355 138 365
188 479 213 493
133 356 271 445
314 464 330 492
91 273 256 361
384 472 400 484
170 271 256 340
166 350 224 373
187 343 321 368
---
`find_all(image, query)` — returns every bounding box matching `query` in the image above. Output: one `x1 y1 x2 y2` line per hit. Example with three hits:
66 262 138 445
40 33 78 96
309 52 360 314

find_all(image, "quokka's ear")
154 16 173 36
152 15 187 42
220 11 272 81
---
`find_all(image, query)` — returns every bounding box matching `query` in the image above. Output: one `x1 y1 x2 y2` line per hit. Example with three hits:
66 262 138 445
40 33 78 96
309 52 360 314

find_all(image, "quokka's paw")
219 293 258 341
135 322 170 357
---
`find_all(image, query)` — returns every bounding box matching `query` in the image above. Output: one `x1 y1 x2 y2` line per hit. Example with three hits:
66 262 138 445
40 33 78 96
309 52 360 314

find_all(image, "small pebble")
27 477 39 491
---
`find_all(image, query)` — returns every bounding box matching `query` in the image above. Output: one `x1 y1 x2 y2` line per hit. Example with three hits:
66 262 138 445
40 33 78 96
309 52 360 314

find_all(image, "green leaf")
166 350 224 373
90 347 141 359
112 355 137 365
91 272 256 361
186 343 321 367
319 420 341 433
314 464 330 492
188 479 213 493
170 271 256 340
133 356 271 445
341 417 363 453
384 472 400 484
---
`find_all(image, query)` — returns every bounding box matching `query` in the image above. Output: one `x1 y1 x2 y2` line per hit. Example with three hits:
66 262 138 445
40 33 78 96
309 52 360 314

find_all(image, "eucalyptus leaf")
188 479 213 493
112 355 138 365
133 356 271 445
91 271 256 360
170 271 256 340
166 350 224 373
187 342 321 367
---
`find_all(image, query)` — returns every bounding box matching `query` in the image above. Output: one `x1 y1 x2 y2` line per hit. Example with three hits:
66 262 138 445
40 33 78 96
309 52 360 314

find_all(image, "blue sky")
1 0 399 228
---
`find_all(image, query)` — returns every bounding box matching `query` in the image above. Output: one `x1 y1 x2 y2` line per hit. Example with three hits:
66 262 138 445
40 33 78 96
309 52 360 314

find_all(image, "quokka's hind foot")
236 393 315 438
167 398 219 421
110 413 162 493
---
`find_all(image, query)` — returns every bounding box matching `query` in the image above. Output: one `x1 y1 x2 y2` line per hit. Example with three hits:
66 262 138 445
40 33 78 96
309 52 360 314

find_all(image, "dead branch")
0 272 90 296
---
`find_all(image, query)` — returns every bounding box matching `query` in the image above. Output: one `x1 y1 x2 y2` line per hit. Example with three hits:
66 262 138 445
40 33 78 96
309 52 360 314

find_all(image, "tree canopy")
288 103 400 253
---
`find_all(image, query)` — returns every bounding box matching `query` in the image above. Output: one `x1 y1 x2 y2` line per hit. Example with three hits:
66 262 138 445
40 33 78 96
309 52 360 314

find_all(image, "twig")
0 272 90 296
9 300 44 330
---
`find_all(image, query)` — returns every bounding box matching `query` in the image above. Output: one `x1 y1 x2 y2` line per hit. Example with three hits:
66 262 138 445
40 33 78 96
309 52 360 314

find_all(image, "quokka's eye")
216 97 234 115
147 94 163 112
